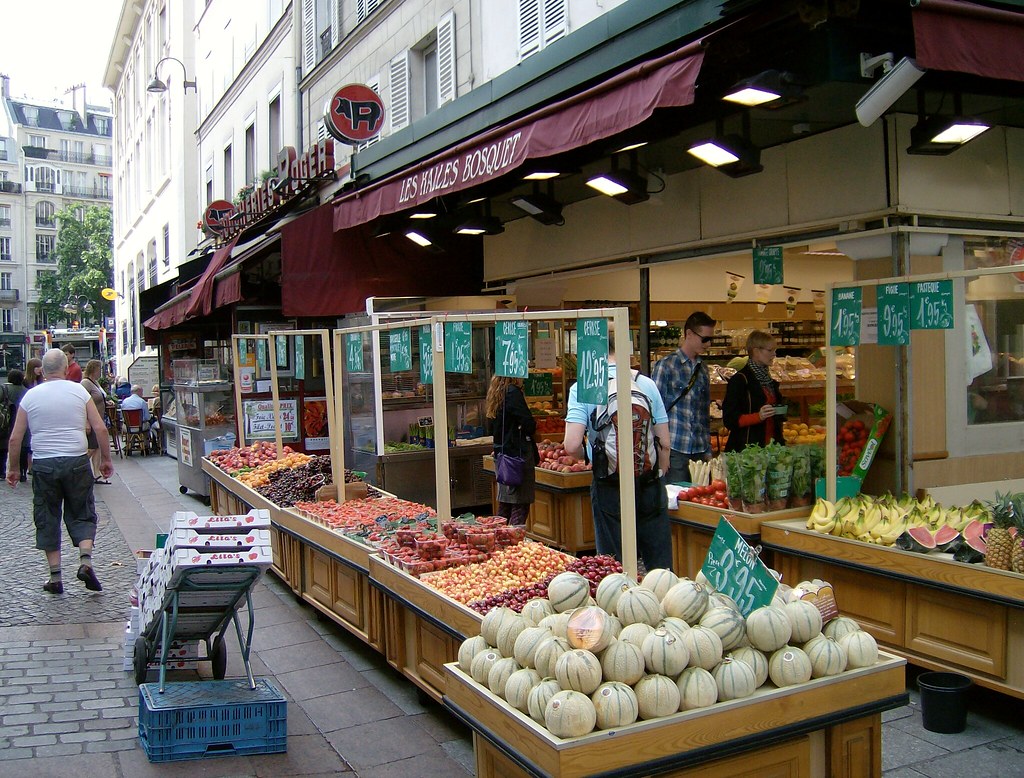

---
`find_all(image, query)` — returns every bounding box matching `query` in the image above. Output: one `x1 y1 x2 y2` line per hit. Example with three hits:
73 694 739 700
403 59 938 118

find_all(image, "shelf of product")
173 375 237 500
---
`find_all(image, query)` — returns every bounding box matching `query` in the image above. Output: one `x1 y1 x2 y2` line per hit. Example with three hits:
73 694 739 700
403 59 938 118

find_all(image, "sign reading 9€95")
323 84 386 145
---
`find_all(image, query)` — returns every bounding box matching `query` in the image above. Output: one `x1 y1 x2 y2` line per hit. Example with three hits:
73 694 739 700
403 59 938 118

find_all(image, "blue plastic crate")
138 678 286 763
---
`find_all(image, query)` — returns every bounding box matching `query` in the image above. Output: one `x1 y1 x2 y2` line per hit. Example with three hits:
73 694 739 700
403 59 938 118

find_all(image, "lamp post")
63 295 94 329
147 57 197 93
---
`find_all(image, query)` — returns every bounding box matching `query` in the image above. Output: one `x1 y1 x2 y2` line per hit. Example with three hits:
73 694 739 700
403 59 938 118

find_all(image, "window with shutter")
436 12 456 105
357 0 383 23
330 0 340 47
518 0 541 59
301 0 316 74
519 0 566 60
543 0 566 45
389 52 410 134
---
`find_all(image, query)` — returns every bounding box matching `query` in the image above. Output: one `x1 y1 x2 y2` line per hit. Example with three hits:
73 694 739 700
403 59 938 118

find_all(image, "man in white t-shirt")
6 349 113 594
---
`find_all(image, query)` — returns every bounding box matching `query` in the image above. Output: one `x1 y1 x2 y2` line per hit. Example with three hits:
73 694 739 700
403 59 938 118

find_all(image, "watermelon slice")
953 519 988 563
895 526 937 554
933 525 961 553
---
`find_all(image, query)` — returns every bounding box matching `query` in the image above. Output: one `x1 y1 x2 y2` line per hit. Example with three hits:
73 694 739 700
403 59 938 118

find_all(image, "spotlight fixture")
455 215 504 236
523 170 560 181
855 55 925 127
722 70 802 108
687 134 762 178
509 187 564 226
614 141 648 153
586 168 649 204
405 227 434 247
408 205 437 219
907 115 990 155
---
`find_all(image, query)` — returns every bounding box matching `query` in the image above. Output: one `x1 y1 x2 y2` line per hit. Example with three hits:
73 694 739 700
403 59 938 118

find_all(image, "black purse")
494 390 525 486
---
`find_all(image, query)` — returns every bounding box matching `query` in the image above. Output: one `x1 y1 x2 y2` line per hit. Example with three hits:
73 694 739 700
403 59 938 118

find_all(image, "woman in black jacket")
723 330 787 452
486 376 540 526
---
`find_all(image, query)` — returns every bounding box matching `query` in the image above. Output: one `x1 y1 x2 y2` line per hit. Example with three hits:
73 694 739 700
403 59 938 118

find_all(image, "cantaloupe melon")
838 630 878 668
521 597 555 626
616 587 664 626
496 616 528 658
784 600 824 643
544 690 597 738
712 657 756 701
481 606 519 646
661 580 709 623
641 628 690 677
639 568 679 601
768 645 813 687
803 634 847 678
700 606 747 651
554 649 603 695
680 624 724 670
600 639 646 686
566 606 615 653
487 656 522 696
729 646 769 688
513 625 553 669
618 622 656 649
458 634 491 674
745 606 792 652
548 572 592 613
708 591 741 612
658 616 691 640
504 667 542 712
822 615 861 642
538 612 572 640
596 573 636 614
471 649 503 686
533 635 572 678
526 677 562 723
591 681 639 730
634 674 680 720
677 666 718 710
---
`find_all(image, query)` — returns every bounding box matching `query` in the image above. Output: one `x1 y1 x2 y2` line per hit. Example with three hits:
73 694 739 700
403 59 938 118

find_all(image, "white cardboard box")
169 509 271 531
169 528 271 549
169 545 272 568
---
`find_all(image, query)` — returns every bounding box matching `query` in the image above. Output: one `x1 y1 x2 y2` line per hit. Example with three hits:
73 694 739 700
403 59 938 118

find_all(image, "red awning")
912 0 1024 82
333 40 705 232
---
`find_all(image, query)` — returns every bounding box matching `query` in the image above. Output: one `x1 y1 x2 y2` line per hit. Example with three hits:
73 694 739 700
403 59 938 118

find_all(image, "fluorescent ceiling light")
523 171 559 180
908 116 991 155
687 135 763 177
723 86 780 107
585 168 648 204
405 229 433 247
688 142 740 167
614 141 648 153
509 192 564 225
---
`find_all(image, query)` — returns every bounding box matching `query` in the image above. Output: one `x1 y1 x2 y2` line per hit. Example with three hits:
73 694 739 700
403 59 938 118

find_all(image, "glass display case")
172 359 236 501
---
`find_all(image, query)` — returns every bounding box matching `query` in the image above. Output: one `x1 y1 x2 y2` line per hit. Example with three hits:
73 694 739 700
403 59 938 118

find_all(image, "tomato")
713 490 727 502
710 479 726 492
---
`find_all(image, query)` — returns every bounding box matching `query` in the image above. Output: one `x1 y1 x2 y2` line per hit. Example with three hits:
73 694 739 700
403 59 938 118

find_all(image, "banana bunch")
806 499 838 533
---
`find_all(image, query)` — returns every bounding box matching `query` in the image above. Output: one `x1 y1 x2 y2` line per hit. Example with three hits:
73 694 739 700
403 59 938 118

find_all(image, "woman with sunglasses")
722 330 787 452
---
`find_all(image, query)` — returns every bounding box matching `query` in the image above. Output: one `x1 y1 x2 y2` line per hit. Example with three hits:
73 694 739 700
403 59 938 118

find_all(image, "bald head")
41 348 69 378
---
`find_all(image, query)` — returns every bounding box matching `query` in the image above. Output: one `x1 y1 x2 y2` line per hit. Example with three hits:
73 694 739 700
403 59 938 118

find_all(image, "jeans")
31 455 97 551
590 475 673 571
667 450 709 485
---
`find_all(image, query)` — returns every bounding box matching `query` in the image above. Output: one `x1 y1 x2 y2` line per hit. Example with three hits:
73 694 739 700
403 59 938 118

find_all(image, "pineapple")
984 492 1016 571
1012 494 1024 575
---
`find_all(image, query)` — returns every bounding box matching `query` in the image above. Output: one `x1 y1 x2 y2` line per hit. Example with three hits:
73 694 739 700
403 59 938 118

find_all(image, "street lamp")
147 57 197 93
63 295 93 327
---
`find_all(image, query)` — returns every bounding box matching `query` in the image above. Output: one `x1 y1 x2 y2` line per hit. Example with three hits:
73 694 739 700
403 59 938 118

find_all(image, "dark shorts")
31 455 97 552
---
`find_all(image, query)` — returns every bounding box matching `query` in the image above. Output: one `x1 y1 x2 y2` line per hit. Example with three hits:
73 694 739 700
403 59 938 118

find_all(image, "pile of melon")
457 568 879 739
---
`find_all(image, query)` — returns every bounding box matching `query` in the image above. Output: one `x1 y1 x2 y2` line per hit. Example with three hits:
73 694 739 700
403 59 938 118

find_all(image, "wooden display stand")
668 501 812 579
482 455 595 554
445 653 906 778
761 518 1024 699
710 379 854 424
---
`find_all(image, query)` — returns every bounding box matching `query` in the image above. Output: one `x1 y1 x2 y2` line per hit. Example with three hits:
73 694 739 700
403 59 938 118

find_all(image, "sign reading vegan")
323 84 386 145
202 200 236 236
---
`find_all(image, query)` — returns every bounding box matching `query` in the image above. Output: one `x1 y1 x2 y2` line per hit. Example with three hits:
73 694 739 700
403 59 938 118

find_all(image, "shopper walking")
81 360 111 484
486 376 539 526
6 348 113 593
652 311 716 483
62 344 83 382
0 369 26 478
722 330 787 452
19 357 43 482
564 354 673 570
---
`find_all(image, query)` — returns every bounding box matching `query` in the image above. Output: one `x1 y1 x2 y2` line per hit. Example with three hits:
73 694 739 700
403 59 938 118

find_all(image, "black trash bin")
918 672 972 734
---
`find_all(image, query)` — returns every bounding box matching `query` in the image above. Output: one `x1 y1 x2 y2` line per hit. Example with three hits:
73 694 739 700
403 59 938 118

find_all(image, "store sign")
910 280 954 330
345 333 364 373
830 288 862 347
877 283 910 345
444 322 473 374
701 518 779 617
576 318 608 404
495 320 529 378
202 199 236 236
323 83 386 144
389 328 412 372
753 246 784 285
419 325 433 385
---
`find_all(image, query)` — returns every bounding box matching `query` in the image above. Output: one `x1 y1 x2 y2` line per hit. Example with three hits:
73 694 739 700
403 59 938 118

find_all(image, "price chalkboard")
444 321 473 374
877 283 910 345
701 518 779 617
496 320 529 378
256 338 267 370
419 325 433 385
576 318 608 404
294 336 305 379
830 287 862 346
524 372 554 397
389 328 412 372
753 246 784 285
911 280 954 330
345 333 363 372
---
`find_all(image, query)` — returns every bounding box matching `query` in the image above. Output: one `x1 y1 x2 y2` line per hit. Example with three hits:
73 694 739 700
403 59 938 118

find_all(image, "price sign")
345 333 363 372
496 320 529 378
534 338 557 369
444 321 473 374
238 338 248 364
911 280 954 330
576 318 608 404
701 518 779 617
256 338 267 370
389 328 412 372
830 287 862 346
753 246 784 285
877 283 910 345
524 372 554 397
294 336 305 379
419 325 433 385
275 335 288 368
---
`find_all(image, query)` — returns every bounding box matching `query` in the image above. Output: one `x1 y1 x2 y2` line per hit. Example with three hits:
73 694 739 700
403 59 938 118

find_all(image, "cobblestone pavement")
1 482 139 627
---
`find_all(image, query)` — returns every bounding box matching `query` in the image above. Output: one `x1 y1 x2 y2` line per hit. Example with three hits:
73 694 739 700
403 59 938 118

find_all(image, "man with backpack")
563 353 673 571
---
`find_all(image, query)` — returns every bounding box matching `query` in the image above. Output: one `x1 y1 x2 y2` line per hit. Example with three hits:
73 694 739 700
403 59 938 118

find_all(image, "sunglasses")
688 330 713 344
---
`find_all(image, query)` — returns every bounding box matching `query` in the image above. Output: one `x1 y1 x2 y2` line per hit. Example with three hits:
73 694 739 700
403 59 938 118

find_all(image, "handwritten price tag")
830 287 862 346
576 318 608 404
877 283 910 345
345 333 363 372
753 246 784 285
419 325 433 385
701 518 779 617
389 328 412 372
496 320 529 378
911 280 954 330
444 322 473 374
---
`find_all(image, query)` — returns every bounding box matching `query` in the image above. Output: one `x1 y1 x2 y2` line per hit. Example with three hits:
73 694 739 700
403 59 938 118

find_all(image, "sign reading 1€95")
323 84 386 145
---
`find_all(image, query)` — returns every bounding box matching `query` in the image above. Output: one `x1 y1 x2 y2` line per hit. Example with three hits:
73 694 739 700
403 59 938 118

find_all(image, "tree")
36 205 113 328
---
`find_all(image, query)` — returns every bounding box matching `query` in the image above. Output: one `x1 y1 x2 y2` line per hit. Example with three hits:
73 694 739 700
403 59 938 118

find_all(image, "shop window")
964 238 1024 426
518 0 567 61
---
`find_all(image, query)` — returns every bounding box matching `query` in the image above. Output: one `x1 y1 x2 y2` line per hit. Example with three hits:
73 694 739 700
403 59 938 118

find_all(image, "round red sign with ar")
203 200 236 236
323 83 386 145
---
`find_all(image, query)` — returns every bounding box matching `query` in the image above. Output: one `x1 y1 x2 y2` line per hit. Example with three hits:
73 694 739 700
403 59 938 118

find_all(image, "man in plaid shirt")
652 311 716 483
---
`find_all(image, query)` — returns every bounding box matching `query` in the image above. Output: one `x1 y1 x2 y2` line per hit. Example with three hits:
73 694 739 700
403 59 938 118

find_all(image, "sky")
0 0 123 106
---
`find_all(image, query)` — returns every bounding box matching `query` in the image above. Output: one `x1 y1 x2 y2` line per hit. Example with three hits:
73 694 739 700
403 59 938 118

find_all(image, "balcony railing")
0 182 22 194
0 218 10 228
0 289 19 302
62 185 111 200
32 182 57 193
56 151 113 166
23 145 54 160
35 217 56 228
320 27 333 60
36 252 54 263
0 149 7 160
0 254 10 262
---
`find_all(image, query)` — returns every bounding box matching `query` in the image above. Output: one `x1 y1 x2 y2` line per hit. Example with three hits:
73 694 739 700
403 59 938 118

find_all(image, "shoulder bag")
494 388 525 486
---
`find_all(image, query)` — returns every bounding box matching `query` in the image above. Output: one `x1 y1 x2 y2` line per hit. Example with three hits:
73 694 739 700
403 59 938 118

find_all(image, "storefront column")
894 232 910 494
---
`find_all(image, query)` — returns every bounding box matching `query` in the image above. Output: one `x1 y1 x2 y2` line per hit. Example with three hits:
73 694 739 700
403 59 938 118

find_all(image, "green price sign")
753 246 784 285
256 338 267 370
294 336 305 379
524 372 554 397
830 287 862 346
576 318 609 404
496 320 529 378
238 338 248 363
911 280 954 330
345 333 363 372
389 328 412 372
444 321 473 374
419 325 433 385
275 335 288 368
877 283 910 345
701 518 779 618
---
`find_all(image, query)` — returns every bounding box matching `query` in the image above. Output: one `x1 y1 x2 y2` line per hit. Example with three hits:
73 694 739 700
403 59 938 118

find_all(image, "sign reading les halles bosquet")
210 139 336 239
